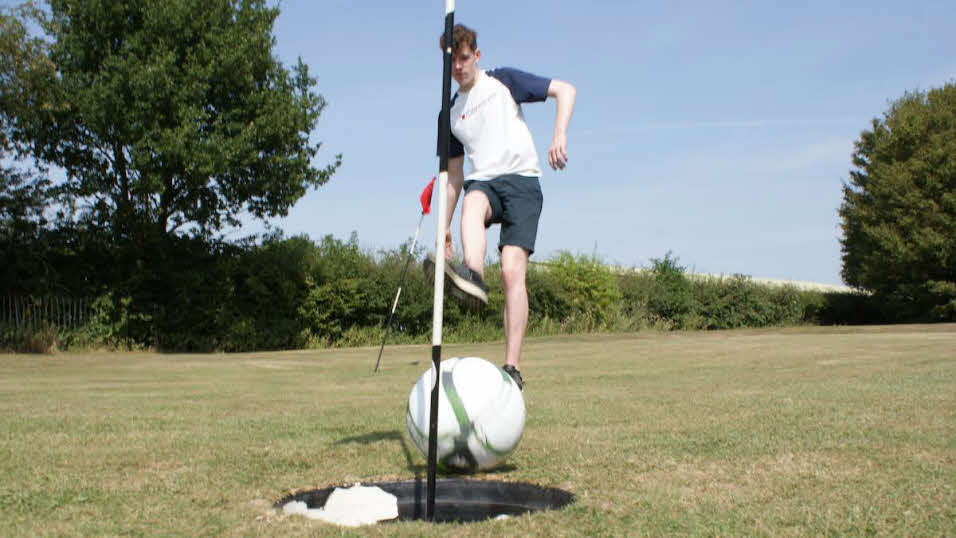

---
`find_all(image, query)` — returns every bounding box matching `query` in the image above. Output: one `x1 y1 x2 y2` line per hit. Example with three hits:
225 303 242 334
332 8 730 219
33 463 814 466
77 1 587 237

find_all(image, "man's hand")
546 79 576 172
548 131 568 170
444 229 454 260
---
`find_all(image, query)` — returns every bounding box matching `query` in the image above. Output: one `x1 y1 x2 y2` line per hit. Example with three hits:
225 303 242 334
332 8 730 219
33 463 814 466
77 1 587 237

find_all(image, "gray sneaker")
423 254 488 309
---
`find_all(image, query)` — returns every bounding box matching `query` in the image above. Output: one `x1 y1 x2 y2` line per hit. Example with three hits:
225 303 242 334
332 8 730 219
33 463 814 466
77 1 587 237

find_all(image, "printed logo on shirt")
459 94 495 121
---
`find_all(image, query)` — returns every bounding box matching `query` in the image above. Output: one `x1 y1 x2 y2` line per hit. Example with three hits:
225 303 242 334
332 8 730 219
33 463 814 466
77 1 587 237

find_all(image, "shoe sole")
423 257 488 309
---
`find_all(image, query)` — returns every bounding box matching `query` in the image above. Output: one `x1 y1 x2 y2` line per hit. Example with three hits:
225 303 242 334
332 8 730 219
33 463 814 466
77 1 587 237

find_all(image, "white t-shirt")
446 68 551 180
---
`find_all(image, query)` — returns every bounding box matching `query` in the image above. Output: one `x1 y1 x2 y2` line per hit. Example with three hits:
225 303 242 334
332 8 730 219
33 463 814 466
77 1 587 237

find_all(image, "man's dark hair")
439 24 477 53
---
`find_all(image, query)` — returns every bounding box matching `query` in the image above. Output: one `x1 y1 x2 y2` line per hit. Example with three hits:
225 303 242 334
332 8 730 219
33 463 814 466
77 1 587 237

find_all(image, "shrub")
646 253 698 329
806 291 887 325
695 275 773 329
533 252 622 331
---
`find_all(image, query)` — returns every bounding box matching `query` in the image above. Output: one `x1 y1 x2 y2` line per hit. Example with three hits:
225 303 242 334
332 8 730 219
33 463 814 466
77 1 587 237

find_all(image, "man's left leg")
496 175 541 391
500 245 529 370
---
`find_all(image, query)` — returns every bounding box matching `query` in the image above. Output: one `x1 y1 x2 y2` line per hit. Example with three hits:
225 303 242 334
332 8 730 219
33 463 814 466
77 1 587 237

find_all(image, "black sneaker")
502 364 523 391
423 254 489 309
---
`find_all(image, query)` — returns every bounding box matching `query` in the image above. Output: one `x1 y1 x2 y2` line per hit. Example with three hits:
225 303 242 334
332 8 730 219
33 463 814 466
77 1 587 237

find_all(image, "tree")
1 3 56 293
13 0 339 241
839 83 956 321
2 2 52 147
2 2 52 198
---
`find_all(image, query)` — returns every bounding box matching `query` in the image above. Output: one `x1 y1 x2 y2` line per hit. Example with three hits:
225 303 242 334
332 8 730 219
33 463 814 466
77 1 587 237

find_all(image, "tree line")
1 1 951 352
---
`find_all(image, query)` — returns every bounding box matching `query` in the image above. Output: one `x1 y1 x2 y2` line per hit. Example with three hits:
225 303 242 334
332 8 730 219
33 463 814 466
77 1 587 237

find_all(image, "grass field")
1 324 954 536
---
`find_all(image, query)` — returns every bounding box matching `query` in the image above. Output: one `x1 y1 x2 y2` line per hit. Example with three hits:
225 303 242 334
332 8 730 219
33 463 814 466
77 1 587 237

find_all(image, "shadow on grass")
336 430 404 445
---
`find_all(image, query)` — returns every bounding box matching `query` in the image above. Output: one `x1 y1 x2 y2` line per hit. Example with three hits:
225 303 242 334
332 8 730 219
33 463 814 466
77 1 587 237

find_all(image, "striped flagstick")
427 0 455 521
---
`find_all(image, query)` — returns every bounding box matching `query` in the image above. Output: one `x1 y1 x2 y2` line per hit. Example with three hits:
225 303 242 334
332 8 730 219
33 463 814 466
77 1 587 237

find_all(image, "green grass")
1 325 954 536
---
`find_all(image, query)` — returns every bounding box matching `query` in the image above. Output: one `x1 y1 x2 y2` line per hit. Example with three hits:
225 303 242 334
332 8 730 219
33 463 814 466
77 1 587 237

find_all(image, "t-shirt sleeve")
436 112 465 158
487 67 551 104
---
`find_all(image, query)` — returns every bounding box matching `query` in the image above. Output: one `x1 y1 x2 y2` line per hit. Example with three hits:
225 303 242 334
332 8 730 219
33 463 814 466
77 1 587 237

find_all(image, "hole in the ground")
276 478 575 524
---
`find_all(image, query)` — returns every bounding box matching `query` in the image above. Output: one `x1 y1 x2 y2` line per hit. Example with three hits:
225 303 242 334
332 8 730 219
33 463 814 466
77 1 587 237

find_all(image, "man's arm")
546 79 576 171
443 155 464 258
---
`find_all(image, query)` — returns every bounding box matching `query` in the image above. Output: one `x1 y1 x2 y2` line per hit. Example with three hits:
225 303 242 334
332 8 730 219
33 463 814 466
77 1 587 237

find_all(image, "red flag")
420 177 436 215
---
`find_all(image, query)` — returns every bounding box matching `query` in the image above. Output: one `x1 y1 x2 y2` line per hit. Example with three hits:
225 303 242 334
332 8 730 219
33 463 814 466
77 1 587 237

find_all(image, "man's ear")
474 48 481 62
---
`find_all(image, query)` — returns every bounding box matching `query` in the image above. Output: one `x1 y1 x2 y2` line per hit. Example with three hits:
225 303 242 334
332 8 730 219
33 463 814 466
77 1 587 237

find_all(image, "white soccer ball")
405 357 525 472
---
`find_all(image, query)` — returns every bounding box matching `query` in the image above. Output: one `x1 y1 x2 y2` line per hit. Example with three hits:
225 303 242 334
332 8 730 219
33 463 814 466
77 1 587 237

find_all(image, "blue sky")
256 1 955 286
16 0 955 285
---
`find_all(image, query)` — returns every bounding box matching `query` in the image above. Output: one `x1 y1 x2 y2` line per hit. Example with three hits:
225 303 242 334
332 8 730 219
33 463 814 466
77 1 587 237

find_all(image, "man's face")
452 45 480 90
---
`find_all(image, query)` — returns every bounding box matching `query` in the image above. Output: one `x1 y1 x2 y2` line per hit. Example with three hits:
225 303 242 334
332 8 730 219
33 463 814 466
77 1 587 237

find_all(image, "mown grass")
0 325 953 536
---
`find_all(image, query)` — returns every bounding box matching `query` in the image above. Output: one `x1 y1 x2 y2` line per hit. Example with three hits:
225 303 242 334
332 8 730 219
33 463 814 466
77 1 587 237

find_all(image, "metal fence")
0 295 93 331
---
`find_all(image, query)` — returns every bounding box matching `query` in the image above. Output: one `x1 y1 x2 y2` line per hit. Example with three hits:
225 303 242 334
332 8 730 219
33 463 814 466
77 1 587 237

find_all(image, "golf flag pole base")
426 169 448 521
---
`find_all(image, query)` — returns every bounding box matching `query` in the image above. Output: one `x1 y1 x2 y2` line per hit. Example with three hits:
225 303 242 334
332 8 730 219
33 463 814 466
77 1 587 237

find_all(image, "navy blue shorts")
463 174 543 255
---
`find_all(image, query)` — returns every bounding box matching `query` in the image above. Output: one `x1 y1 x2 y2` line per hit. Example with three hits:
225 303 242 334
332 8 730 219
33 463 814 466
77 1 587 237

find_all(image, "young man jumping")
425 24 576 390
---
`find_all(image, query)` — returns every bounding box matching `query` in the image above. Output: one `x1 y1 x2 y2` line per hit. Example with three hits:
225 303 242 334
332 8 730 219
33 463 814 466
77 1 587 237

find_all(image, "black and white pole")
427 0 454 522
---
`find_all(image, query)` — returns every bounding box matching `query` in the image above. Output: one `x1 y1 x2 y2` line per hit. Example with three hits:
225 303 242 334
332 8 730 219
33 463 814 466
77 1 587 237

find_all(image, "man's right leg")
461 189 492 278
423 187 492 309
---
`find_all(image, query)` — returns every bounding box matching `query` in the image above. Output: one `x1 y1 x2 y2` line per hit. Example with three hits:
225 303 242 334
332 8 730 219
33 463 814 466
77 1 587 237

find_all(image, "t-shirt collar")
459 69 485 96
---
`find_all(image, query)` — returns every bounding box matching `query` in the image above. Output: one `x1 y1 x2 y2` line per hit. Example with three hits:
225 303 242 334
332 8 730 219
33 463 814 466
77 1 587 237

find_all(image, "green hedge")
1 234 896 353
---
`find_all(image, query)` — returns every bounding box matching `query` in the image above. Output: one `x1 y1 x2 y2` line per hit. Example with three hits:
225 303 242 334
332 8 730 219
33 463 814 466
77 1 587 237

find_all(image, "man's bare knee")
500 247 529 289
501 266 526 290
463 191 491 224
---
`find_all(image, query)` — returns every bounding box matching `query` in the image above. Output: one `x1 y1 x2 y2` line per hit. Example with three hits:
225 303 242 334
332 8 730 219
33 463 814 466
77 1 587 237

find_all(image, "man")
425 24 576 391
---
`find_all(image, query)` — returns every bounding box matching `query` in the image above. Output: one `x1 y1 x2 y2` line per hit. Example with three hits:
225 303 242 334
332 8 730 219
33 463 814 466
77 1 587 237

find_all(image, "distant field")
604 263 856 293
0 325 953 536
